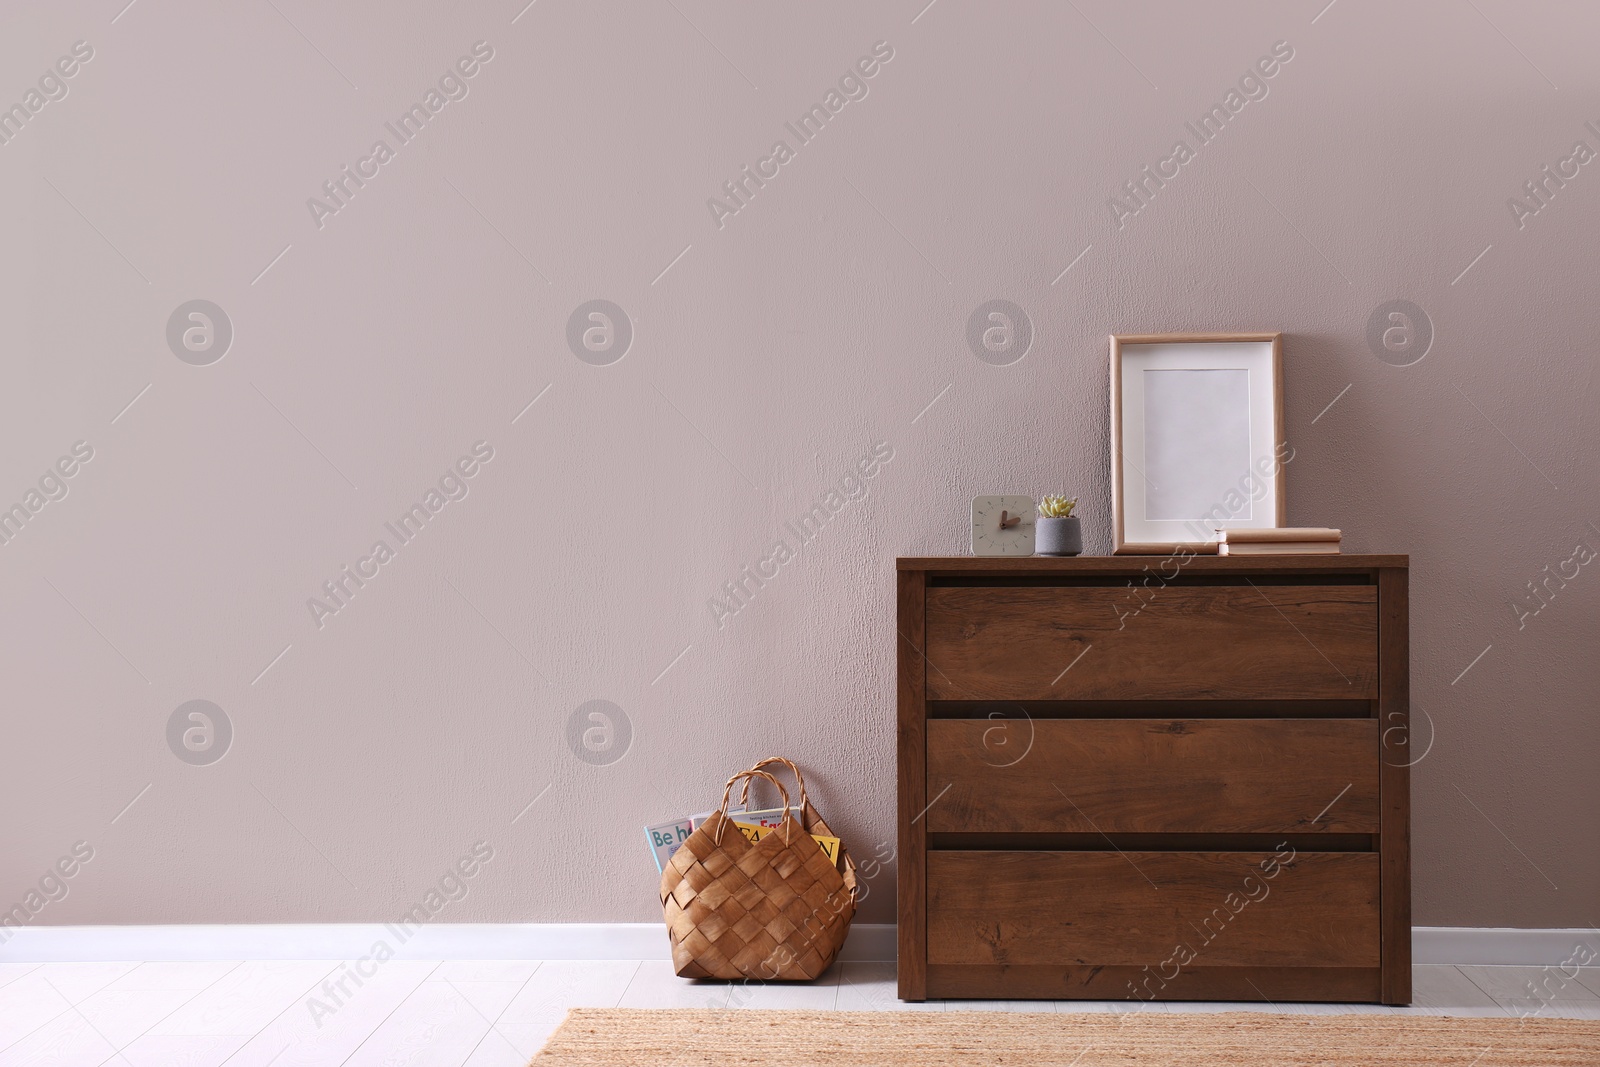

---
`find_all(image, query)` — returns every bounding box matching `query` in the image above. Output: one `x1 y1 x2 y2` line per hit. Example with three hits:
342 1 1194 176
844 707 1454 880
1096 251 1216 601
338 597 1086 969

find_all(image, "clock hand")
999 510 1021 530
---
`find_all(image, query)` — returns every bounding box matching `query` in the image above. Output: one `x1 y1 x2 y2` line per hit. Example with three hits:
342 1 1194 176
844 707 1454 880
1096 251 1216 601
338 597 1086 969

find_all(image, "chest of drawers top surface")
897 554 1408 572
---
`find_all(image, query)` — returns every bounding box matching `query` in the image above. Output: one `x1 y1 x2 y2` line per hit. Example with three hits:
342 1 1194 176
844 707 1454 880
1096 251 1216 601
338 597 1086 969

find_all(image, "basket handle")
737 756 811 814
714 769 791 845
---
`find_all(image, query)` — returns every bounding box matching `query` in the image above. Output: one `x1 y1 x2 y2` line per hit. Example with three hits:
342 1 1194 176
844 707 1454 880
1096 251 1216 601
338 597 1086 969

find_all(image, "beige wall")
1 0 1595 932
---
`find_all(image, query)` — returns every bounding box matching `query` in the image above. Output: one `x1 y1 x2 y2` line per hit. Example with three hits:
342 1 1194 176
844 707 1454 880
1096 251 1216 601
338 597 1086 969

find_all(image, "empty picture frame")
1110 333 1285 555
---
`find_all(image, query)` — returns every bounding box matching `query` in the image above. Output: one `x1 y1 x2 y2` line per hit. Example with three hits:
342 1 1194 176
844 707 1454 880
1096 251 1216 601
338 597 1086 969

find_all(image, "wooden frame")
1110 332 1285 555
1377 564 1413 1003
895 568 928 1001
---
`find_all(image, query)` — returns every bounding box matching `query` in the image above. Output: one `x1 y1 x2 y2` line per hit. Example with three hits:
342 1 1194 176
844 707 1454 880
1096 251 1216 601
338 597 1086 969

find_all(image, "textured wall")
1 0 1595 933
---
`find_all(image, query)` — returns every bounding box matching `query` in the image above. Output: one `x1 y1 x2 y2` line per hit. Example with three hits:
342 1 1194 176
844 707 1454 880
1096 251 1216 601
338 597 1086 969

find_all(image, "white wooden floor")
0 961 1594 1066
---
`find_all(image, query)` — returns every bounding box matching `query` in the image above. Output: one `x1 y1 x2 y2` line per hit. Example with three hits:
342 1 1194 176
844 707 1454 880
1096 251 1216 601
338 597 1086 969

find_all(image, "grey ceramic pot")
1035 516 1082 556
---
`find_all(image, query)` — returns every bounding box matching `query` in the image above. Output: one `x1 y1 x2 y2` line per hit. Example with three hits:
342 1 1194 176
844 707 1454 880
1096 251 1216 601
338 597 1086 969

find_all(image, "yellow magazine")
730 819 841 867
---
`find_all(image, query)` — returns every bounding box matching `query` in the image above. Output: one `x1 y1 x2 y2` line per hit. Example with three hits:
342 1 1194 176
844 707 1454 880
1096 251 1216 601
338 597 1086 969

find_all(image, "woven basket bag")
659 757 858 980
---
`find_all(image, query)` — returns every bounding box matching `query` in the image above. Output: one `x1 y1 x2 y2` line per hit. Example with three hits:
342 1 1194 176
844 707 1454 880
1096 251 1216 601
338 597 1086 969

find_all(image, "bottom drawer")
928 850 1379 970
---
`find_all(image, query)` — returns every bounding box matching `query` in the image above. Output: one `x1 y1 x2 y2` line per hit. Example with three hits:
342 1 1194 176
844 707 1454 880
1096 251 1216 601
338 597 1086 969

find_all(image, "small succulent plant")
1038 495 1078 519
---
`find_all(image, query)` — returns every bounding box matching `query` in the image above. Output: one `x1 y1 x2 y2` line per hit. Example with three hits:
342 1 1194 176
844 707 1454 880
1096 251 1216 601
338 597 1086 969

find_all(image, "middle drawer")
926 718 1379 834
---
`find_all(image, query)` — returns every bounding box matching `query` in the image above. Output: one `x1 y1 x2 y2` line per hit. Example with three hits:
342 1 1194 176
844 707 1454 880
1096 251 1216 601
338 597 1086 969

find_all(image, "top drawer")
924 584 1377 700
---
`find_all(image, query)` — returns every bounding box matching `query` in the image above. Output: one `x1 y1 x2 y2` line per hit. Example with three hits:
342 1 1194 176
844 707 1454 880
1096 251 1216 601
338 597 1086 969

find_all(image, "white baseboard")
1412 927 1598 967
0 923 898 964
1 924 1592 966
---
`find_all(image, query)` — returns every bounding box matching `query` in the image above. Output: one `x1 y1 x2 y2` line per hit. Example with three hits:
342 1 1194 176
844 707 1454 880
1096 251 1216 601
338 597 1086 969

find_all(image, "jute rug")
530 1008 1600 1065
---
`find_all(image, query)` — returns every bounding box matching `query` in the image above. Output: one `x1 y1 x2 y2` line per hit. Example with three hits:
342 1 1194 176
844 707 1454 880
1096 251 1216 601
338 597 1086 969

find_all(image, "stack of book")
1217 527 1342 555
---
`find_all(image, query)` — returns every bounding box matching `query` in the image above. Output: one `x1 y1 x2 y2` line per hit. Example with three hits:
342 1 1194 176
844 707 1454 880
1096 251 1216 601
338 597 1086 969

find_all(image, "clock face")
972 495 1036 556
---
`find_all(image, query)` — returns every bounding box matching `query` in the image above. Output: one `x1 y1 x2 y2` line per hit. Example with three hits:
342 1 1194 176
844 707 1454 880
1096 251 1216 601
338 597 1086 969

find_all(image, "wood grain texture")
927 851 1381 969
926 718 1380 833
929 698 1372 719
1378 566 1412 1005
927 965 1383 1002
895 568 928 1001
925 585 1377 700
897 555 1405 573
895 557 1407 1004
929 832 1374 853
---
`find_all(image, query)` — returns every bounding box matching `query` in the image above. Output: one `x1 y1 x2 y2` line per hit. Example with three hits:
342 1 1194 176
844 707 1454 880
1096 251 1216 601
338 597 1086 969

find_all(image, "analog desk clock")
971 495 1036 556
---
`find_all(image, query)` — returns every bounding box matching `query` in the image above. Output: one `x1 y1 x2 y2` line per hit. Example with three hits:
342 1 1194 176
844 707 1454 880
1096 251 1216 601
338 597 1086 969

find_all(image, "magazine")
729 819 841 867
643 818 693 874
645 809 742 872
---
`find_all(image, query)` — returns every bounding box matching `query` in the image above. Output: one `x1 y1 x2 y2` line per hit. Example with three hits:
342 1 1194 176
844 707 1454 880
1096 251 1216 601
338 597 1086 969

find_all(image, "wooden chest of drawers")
896 555 1410 1003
